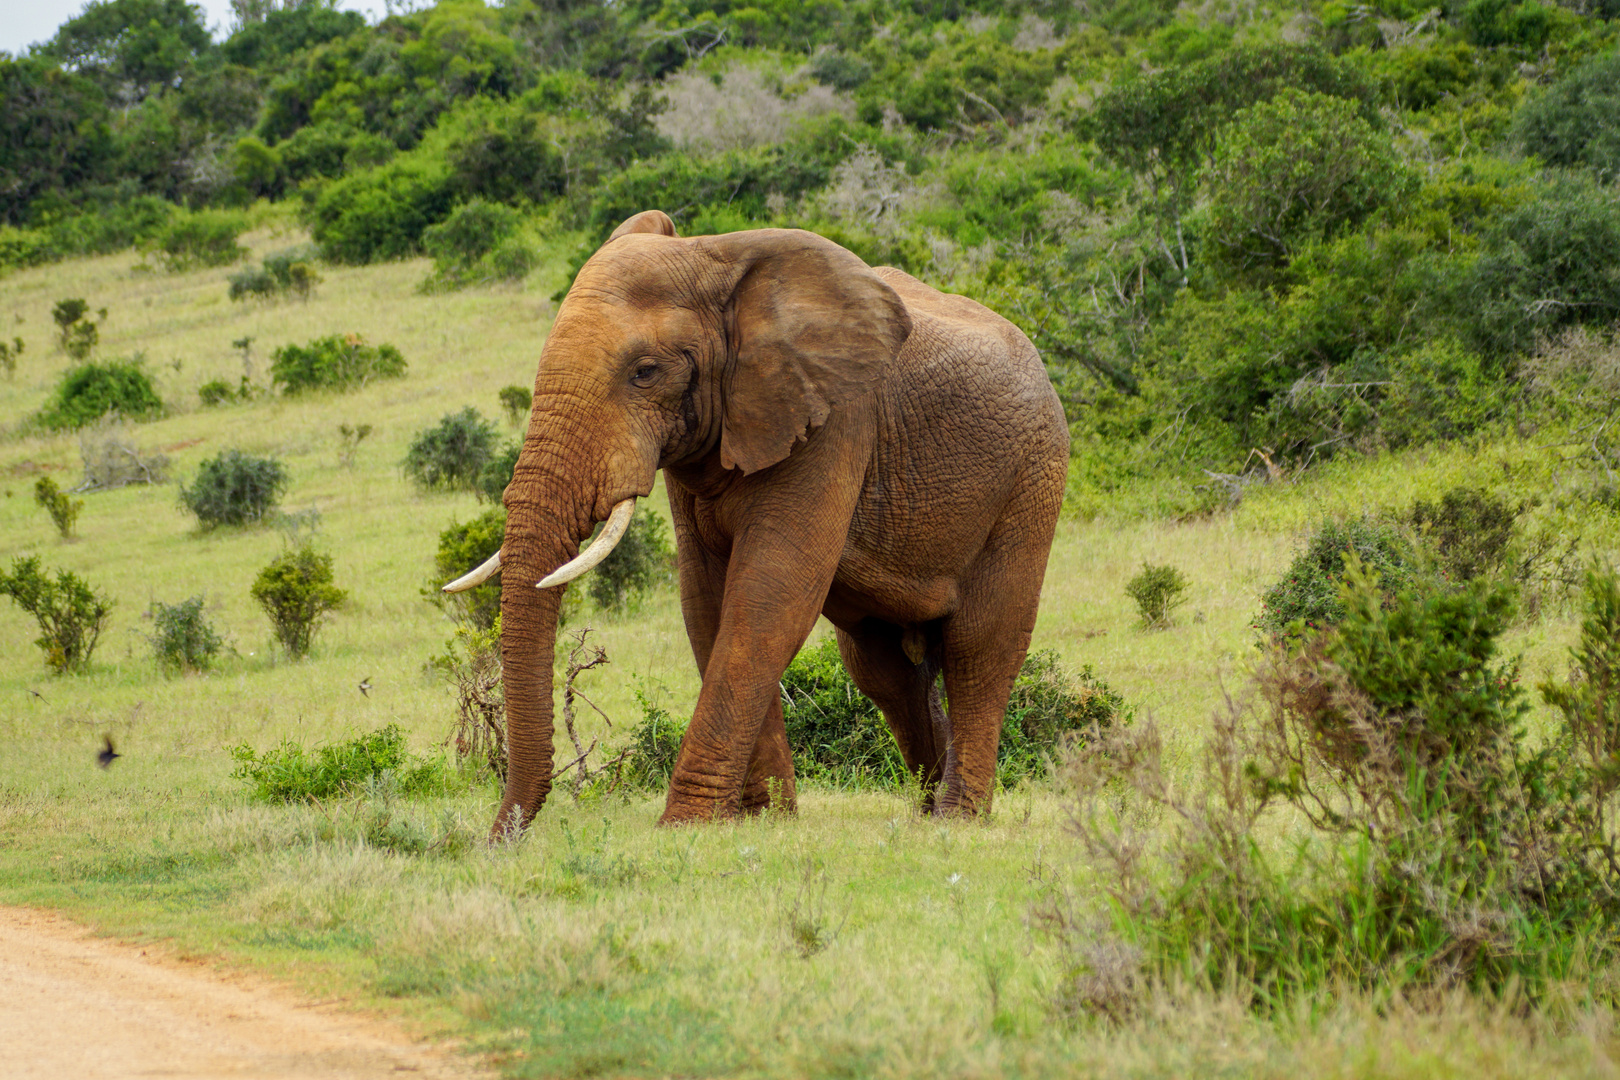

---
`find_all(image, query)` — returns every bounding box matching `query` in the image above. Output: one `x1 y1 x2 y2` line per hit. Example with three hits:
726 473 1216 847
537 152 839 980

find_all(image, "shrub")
0 555 112 673
997 651 1131 789
1462 172 1620 358
77 424 169 490
270 334 407 395
197 377 260 407
149 595 222 672
1201 89 1415 276
404 407 499 491
228 245 322 302
0 335 24 378
420 200 540 291
617 688 687 791
1512 47 1620 177
1057 564 1563 1015
250 544 347 658
180 450 287 527
307 157 455 265
477 440 519 503
618 640 1129 792
1256 517 1421 638
231 724 450 802
586 509 672 613
150 209 247 270
1407 486 1518 582
33 476 82 540
498 385 531 425
1124 563 1189 628
52 298 101 360
337 422 372 468
433 507 505 630
36 358 163 430
434 619 507 780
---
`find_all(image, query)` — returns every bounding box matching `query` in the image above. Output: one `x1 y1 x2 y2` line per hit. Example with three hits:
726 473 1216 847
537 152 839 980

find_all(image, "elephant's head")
445 210 912 838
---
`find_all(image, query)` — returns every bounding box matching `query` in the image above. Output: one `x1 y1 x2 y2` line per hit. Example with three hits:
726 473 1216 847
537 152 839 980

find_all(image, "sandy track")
0 906 495 1080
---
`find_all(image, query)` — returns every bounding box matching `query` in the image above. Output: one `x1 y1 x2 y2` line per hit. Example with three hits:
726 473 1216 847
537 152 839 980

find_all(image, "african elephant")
445 210 1068 838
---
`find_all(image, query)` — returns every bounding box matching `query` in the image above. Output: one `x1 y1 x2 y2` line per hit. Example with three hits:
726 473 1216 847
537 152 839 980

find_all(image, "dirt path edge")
0 905 497 1080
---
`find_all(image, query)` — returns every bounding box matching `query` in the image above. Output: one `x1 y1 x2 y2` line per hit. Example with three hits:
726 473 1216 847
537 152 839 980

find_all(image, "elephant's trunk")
490 498 580 841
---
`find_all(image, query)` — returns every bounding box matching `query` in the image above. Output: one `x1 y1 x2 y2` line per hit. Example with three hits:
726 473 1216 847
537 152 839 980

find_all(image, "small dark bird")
27 688 46 702
97 735 120 769
357 676 372 697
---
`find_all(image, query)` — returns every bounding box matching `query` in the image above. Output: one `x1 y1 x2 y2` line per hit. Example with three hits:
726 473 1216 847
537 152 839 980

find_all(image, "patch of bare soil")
0 906 495 1080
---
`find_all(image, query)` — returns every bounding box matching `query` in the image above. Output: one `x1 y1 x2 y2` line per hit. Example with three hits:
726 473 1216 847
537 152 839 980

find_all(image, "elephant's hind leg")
836 619 948 809
936 484 1062 815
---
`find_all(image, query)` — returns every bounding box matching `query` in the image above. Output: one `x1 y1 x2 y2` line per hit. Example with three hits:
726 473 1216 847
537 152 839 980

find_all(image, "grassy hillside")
2 239 1617 1077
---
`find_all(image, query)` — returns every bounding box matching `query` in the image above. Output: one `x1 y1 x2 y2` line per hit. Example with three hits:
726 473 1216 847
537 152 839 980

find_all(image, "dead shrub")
76 421 170 491
655 63 852 154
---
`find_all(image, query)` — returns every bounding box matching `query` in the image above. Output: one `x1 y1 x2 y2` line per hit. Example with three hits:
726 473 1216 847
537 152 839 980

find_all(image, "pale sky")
1 0 389 58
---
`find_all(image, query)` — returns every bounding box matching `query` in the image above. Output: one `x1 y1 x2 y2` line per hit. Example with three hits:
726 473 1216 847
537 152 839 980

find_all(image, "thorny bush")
0 556 112 673
1049 560 1620 1019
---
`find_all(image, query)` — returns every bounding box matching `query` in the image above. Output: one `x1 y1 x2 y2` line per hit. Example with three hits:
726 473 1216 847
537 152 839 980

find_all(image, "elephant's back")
872 266 1066 457
841 268 1067 584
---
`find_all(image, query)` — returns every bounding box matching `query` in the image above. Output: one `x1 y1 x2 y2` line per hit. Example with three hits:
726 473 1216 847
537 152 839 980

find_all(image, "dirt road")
0 906 494 1080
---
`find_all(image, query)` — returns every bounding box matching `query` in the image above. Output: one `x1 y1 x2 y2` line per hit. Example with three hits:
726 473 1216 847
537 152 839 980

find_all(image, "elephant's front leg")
661 483 862 824
668 488 796 818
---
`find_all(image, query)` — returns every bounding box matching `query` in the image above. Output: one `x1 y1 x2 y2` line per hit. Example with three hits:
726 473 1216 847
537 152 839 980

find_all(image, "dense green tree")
1513 46 1620 176
40 0 212 103
221 0 365 71
0 57 114 224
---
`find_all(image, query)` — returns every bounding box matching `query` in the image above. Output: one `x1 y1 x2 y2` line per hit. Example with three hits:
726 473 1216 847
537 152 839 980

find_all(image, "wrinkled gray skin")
491 209 1068 838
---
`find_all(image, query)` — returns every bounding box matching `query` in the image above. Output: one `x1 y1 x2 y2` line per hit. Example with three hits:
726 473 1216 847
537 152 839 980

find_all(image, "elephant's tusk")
537 499 636 588
442 550 502 593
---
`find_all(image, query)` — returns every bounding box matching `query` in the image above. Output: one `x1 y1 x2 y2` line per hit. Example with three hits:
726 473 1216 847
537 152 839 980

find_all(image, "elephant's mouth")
441 498 637 596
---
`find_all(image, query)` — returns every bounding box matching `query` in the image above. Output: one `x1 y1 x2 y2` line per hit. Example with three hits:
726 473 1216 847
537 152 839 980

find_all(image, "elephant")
445 209 1069 838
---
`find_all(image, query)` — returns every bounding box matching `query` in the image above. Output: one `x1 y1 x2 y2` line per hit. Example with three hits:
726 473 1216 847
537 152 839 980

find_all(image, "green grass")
1 239 1617 1077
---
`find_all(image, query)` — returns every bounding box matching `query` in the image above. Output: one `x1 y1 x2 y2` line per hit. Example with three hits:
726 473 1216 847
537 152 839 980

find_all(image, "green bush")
231 724 451 802
33 476 82 540
150 209 247 271
180 449 287 528
0 335 22 378
307 157 455 264
1202 89 1415 276
404 407 499 492
617 689 687 791
996 651 1131 790
36 358 163 430
423 199 519 265
1061 564 1595 1014
229 245 321 301
0 555 112 673
1513 47 1620 177
149 595 223 672
269 334 406 394
1407 486 1519 582
250 544 346 659
51 298 100 360
197 377 258 407
433 507 505 630
498 385 531 425
619 641 1129 792
1256 517 1422 638
586 510 672 613
1462 172 1620 358
477 440 519 503
1124 563 1190 629
420 200 538 290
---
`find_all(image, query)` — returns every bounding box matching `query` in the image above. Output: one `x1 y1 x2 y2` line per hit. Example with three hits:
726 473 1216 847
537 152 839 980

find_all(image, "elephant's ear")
711 230 912 475
609 209 678 241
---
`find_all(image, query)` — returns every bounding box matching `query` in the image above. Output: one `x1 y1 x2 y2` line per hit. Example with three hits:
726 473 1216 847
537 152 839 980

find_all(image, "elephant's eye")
630 361 659 386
